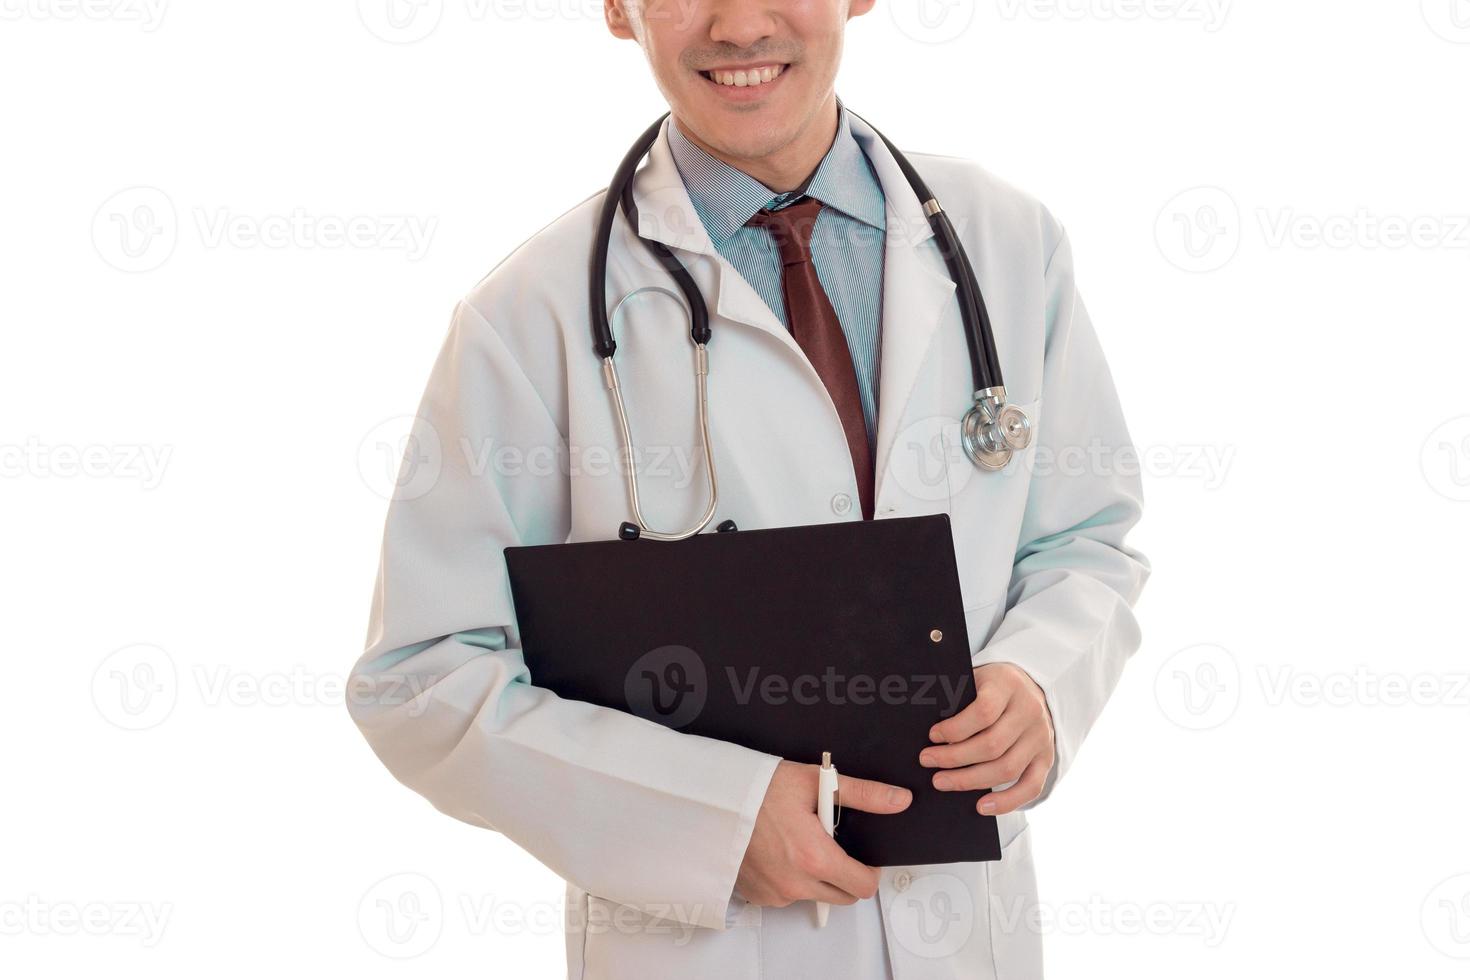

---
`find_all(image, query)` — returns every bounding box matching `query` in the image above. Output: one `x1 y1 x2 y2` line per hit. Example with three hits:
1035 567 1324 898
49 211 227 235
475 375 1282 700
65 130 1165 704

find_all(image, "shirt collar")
668 97 887 247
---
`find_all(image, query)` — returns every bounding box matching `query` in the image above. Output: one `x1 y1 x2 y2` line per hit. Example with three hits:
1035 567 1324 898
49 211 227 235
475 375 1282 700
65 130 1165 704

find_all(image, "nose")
703 0 779 51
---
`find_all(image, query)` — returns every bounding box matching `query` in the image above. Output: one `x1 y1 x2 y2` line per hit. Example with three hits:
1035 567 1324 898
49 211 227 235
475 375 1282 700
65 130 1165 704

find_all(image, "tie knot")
745 195 825 265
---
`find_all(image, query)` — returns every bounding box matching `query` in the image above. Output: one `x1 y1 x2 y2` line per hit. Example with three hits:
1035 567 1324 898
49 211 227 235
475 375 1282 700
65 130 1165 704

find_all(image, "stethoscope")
591 110 1032 542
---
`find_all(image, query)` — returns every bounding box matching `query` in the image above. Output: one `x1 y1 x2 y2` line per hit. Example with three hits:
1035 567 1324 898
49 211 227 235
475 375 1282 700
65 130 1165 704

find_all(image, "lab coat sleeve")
976 229 1151 808
346 299 782 931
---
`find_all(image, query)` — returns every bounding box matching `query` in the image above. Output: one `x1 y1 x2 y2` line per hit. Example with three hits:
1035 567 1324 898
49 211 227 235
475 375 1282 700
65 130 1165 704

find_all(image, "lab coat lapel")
845 113 958 514
627 117 807 358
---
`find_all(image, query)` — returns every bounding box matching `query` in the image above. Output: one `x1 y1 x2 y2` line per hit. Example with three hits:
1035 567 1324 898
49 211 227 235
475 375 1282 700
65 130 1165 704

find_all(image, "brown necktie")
745 195 874 520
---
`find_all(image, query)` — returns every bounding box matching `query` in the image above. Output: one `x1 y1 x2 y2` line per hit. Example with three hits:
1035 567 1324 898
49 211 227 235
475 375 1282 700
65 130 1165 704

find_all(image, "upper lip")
700 62 787 72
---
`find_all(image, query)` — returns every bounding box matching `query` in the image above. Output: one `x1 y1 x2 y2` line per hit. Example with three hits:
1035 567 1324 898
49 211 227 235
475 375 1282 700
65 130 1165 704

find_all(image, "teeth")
707 64 784 88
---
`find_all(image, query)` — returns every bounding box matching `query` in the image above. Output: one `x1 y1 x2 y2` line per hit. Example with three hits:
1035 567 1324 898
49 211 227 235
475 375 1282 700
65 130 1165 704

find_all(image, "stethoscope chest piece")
960 388 1032 471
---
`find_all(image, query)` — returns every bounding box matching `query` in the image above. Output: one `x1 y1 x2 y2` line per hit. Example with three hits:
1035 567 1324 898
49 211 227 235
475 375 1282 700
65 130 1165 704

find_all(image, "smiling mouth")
698 63 788 89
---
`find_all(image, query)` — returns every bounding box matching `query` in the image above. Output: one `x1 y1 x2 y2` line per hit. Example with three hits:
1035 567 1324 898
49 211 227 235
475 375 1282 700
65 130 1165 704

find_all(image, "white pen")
816 751 838 928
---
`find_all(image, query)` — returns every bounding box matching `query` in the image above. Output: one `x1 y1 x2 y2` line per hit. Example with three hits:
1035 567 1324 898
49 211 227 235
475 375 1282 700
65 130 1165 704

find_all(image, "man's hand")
735 760 911 908
921 662 1055 815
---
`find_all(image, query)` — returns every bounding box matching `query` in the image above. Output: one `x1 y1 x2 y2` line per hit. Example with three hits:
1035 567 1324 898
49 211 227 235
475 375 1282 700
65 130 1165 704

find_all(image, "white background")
3 1 1468 977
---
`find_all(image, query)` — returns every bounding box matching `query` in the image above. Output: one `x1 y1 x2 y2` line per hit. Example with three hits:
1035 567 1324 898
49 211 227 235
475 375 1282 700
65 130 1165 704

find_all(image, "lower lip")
699 65 789 103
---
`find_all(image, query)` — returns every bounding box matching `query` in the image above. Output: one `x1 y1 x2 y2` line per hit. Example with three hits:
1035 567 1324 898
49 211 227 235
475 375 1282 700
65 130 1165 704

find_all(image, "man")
346 0 1149 976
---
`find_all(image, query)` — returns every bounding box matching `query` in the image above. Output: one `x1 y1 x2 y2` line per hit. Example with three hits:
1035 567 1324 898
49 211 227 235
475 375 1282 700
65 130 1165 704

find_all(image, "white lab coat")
346 111 1149 980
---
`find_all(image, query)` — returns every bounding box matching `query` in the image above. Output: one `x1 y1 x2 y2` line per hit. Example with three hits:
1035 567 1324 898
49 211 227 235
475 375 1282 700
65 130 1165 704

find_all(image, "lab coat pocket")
580 892 759 980
985 823 1043 979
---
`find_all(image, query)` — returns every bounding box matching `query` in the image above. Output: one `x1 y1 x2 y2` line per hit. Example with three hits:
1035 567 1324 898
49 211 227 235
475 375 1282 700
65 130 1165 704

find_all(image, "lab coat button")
894 870 913 892
831 492 853 516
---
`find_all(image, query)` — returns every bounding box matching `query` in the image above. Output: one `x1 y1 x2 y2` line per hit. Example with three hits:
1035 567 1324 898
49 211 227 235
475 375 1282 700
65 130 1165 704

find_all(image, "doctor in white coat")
346 0 1149 976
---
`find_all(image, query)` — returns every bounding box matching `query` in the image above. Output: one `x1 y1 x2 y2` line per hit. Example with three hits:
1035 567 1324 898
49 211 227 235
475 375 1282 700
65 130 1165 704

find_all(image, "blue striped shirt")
668 100 887 454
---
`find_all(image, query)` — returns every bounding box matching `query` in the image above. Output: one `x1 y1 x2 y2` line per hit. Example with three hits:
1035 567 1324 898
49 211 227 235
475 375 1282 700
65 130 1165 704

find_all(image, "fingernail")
933 775 949 790
889 787 911 806
928 727 943 742
978 798 996 815
919 752 936 767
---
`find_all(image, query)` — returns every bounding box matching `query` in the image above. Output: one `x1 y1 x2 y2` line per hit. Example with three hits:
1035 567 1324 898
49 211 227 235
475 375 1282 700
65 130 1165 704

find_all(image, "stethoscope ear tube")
618 167 711 346
845 108 1003 394
591 113 672 359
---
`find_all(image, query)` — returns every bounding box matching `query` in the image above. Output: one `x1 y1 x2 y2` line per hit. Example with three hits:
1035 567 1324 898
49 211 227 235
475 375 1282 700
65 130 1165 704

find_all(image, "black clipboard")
503 513 1001 866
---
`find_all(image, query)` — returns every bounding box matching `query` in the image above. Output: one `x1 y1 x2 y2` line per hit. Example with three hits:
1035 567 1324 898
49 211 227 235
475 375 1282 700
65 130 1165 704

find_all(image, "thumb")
837 774 913 815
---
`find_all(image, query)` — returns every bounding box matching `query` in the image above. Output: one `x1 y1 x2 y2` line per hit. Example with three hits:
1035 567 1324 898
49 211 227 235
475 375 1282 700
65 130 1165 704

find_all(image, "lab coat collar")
629 107 956 516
